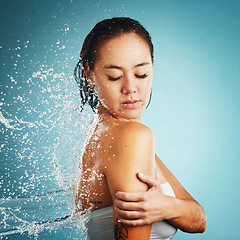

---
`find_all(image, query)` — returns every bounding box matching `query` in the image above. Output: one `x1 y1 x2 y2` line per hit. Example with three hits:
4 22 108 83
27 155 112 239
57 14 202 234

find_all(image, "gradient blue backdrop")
1 0 239 239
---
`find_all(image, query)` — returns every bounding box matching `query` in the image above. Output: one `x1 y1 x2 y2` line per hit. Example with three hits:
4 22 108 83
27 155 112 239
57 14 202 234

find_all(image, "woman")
74 17 206 240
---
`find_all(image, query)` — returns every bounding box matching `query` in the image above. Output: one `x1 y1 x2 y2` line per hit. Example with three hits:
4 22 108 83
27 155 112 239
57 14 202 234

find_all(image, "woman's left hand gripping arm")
115 157 207 233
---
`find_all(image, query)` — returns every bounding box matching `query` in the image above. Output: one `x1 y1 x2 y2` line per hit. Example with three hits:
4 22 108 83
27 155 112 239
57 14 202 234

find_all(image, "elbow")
181 206 207 234
192 209 207 234
200 212 207 233
194 201 207 234
194 207 207 234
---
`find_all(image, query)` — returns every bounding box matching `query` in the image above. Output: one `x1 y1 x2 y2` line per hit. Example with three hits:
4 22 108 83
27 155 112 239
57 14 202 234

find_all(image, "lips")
121 100 140 108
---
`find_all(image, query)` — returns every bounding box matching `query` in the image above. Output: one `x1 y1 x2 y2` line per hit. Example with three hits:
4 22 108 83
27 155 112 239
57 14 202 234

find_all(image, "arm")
104 123 155 240
155 154 207 233
115 155 207 233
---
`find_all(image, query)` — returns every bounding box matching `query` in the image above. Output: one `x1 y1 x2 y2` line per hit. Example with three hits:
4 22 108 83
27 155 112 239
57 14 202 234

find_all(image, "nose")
122 75 137 95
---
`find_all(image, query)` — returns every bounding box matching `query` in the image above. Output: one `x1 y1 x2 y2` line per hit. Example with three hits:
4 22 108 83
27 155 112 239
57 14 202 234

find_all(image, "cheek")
95 82 116 103
94 76 107 97
141 79 152 95
95 84 106 100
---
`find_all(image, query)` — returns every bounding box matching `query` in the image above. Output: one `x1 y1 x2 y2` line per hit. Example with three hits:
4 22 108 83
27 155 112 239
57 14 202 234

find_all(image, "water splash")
0 65 94 238
0 189 91 239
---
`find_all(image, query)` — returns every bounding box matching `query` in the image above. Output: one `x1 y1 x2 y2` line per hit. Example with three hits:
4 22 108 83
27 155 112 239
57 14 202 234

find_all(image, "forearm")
114 215 151 240
168 197 207 233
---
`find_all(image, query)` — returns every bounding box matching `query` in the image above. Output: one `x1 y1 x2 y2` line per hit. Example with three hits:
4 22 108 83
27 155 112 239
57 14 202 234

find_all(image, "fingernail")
115 192 117 197
118 219 122 223
138 172 144 177
114 206 117 210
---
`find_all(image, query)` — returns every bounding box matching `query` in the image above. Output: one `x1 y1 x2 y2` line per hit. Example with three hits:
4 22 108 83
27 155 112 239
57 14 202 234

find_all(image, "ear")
84 64 95 89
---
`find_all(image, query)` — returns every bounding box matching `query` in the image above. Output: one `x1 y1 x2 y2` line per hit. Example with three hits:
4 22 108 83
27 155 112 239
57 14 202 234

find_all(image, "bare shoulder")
117 120 153 133
108 121 155 162
97 120 154 156
103 120 155 194
112 121 154 145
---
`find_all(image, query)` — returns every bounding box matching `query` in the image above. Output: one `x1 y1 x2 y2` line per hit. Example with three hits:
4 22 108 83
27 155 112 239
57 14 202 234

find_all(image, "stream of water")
0 66 93 239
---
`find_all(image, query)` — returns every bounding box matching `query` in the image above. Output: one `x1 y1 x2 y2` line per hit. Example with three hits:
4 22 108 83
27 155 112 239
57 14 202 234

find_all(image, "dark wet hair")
74 17 154 112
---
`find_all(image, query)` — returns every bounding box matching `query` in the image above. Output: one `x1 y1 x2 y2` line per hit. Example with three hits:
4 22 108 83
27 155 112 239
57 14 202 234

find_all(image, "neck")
97 105 142 123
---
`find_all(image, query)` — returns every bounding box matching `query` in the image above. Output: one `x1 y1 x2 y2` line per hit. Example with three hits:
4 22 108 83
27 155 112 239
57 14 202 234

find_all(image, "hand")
114 172 174 226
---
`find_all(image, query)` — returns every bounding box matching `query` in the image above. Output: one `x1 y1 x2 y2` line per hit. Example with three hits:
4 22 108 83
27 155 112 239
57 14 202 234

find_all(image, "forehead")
95 33 152 68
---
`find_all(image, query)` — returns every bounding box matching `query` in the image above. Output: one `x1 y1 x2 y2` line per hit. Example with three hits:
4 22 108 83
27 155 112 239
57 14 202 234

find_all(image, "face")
89 33 153 122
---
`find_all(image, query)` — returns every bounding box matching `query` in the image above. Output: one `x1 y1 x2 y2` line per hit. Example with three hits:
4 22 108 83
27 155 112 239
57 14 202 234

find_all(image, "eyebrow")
103 62 150 69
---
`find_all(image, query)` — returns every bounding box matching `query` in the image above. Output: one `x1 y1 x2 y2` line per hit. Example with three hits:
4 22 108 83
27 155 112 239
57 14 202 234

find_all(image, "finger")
118 218 147 227
137 172 160 188
115 198 143 211
115 208 143 220
115 191 144 202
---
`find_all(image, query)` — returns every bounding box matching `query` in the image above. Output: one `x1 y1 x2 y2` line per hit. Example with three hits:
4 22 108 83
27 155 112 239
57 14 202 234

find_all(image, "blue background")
0 0 239 239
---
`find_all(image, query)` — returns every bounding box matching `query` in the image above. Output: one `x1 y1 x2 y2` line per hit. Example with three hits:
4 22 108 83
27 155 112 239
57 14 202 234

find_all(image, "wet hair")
74 17 154 112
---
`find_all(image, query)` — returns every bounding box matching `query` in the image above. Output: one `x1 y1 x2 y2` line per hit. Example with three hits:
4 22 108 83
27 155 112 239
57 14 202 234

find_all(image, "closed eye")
108 76 121 81
135 74 148 79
